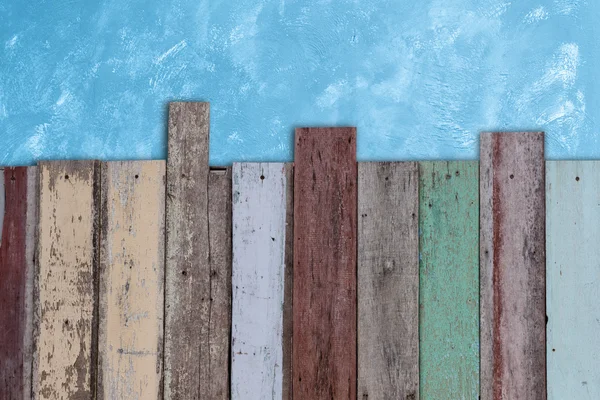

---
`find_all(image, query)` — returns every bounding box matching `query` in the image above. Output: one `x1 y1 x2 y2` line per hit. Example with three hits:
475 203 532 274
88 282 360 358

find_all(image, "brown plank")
282 163 294 400
357 162 419 400
293 127 357 400
164 102 213 399
480 132 546 400
0 167 37 400
34 161 100 399
206 167 232 399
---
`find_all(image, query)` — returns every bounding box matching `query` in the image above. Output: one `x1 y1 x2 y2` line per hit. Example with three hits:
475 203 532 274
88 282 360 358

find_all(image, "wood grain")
164 102 214 399
480 132 546 400
97 161 165 400
547 161 600 399
231 163 288 399
34 161 99 400
357 162 419 400
419 161 479 399
293 127 357 400
206 167 232 399
281 164 294 400
0 167 37 400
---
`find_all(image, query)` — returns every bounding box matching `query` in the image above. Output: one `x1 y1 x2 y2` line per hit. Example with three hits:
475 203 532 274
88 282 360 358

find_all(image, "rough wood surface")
206 167 232 399
357 162 419 400
281 164 294 400
164 102 213 399
0 167 37 400
547 161 600 399
419 161 479 399
34 161 99 400
97 161 165 400
480 132 546 400
231 163 288 399
293 127 357 400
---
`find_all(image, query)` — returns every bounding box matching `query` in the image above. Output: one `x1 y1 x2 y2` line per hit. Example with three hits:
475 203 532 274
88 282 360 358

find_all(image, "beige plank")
34 161 99 400
97 161 165 400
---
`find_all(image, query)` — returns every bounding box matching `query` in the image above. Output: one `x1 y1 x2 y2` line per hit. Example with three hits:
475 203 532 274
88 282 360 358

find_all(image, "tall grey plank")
164 102 212 399
357 162 419 400
480 132 546 400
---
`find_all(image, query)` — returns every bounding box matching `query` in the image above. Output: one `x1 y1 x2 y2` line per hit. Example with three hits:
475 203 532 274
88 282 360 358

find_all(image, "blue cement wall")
1 0 597 165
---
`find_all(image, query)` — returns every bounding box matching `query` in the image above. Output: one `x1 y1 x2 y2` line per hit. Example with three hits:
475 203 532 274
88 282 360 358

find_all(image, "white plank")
231 163 287 400
547 161 600 399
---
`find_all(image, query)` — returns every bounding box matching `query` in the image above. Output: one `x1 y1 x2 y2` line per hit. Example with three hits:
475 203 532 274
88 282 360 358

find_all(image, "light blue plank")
547 161 600 399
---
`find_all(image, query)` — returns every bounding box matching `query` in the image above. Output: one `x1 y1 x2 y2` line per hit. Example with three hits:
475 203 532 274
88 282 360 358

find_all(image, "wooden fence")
0 102 598 399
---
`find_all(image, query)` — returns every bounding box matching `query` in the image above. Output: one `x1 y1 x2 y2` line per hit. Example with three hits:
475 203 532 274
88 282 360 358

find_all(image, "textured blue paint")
0 0 597 165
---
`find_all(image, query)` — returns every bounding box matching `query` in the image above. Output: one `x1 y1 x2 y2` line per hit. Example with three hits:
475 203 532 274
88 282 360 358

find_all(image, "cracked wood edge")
480 132 546 400
231 163 288 399
34 161 99 400
97 161 165 400
357 162 419 400
164 102 211 399
0 167 37 399
293 127 357 400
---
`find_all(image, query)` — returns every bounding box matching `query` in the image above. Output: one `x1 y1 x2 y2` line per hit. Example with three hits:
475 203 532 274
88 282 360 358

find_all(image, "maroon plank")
480 132 546 400
293 127 357 400
0 167 35 399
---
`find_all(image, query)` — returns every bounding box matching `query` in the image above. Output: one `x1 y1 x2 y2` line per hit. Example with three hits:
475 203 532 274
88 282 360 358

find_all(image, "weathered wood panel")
281 164 294 400
97 161 165 399
419 161 479 399
164 102 214 399
231 163 288 399
547 161 600 399
0 167 37 400
293 127 357 400
34 161 99 400
357 162 419 400
480 132 546 400
206 167 232 399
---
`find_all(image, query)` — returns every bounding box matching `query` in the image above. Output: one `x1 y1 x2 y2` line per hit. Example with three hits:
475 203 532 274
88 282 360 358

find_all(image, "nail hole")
509 174 514 179
260 175 265 180
64 319 69 325
455 171 460 176
552 348 556 352
135 174 139 179
576 176 580 181
182 270 187 276
64 174 69 180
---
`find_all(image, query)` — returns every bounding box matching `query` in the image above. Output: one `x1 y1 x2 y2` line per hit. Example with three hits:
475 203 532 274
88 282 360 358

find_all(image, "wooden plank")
357 162 419 400
281 164 294 400
419 161 479 399
0 167 37 399
480 132 546 400
547 161 600 399
293 127 357 400
231 163 288 399
34 161 99 400
97 161 165 399
206 167 232 399
164 102 213 399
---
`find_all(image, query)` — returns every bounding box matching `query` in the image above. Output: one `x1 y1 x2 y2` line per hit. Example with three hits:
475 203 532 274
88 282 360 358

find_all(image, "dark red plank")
0 167 36 399
293 127 357 400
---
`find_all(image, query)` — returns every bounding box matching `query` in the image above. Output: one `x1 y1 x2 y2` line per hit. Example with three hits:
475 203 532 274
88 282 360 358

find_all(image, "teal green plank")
547 161 600 399
419 161 479 400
